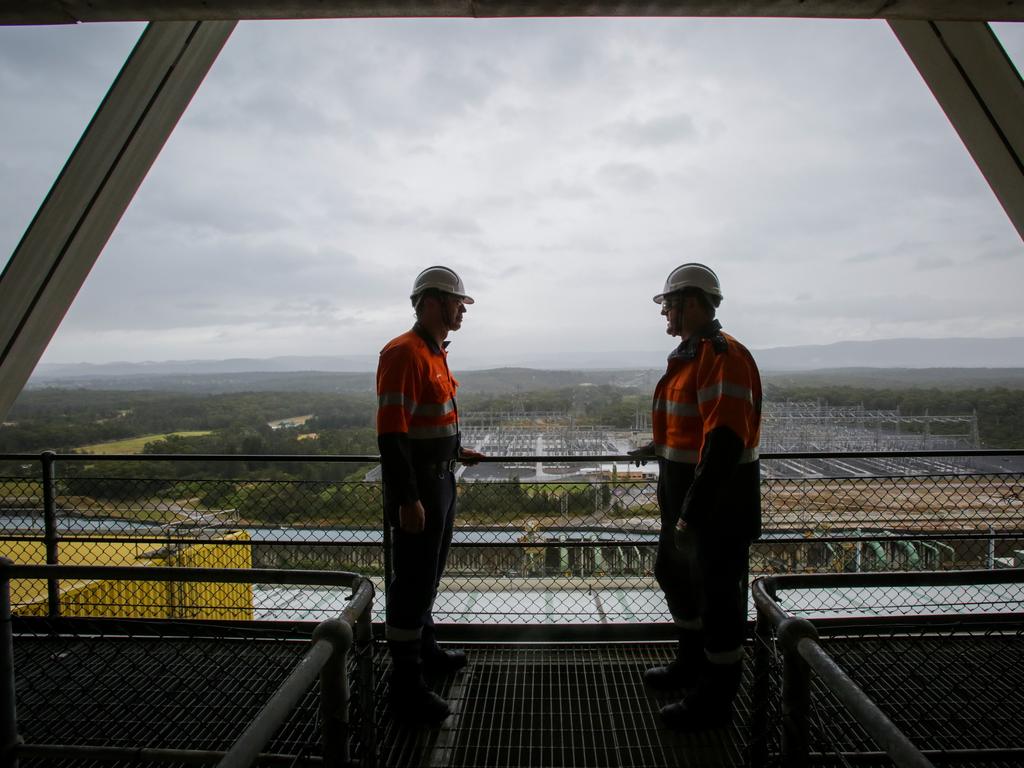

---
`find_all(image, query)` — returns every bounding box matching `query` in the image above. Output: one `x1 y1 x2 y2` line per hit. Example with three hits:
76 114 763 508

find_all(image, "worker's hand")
459 448 485 467
627 443 656 467
399 500 426 533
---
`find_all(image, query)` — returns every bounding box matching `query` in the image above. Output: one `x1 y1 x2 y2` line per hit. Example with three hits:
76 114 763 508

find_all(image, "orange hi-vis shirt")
376 327 460 453
652 328 762 465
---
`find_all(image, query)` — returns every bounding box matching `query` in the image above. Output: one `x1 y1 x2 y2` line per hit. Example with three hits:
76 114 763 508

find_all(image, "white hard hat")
410 266 474 304
653 263 723 305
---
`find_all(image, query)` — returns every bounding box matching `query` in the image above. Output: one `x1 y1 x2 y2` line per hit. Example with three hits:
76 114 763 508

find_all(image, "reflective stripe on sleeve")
697 380 755 405
408 422 460 440
413 399 456 418
652 398 700 418
654 444 699 464
673 616 703 631
739 447 759 463
378 391 413 411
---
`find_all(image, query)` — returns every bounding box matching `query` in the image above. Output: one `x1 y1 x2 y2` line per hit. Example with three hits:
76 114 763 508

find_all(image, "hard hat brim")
410 291 475 304
653 289 723 305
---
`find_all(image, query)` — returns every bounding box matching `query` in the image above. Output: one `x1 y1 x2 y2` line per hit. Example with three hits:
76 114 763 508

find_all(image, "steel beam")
2 1 1024 25
891 20 1024 242
0 21 235 421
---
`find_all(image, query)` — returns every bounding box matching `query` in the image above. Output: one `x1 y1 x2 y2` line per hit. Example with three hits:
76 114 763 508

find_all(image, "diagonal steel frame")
0 20 235 422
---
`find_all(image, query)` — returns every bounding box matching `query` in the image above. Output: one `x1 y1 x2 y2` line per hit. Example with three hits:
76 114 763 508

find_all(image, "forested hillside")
3 377 1023 463
1 390 375 454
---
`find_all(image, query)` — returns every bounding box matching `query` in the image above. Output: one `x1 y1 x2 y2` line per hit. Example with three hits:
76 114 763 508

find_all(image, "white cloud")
1 17 1021 368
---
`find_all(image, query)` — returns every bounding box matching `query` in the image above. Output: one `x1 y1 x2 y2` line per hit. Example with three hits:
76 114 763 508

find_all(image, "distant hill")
764 368 1024 390
33 355 379 379
32 337 1024 382
24 365 1024 395
24 368 661 395
26 371 378 394
754 337 1024 370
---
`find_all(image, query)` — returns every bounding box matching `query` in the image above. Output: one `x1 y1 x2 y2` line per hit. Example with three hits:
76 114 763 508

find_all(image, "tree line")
3 381 1023 463
0 390 375 454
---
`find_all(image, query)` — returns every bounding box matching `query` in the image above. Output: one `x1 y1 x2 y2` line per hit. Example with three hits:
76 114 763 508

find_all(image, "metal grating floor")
811 633 1024 764
377 644 748 768
14 625 324 768
13 633 746 768
13 630 1024 767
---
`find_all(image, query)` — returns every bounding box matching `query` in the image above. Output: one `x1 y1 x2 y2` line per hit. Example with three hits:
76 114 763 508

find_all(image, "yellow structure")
1 531 254 620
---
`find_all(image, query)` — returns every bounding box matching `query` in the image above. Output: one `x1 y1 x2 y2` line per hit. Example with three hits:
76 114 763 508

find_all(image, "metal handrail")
1 563 376 768
747 571 1024 768
2 448 1023 463
219 578 375 768
0 563 364 587
5 453 1023 607
757 567 1024 592
752 581 930 768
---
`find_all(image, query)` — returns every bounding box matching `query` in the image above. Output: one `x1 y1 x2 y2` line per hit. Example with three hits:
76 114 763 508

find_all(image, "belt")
417 459 458 475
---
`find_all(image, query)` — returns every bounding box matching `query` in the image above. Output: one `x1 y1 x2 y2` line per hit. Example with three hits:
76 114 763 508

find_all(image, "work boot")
659 659 742 733
422 644 468 677
388 640 451 727
421 624 468 676
644 629 702 693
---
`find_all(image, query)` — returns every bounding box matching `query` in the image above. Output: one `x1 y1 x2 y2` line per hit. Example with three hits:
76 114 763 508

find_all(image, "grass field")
77 431 213 454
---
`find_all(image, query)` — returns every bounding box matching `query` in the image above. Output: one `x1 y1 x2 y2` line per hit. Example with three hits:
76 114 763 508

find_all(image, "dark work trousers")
385 467 457 643
654 459 750 660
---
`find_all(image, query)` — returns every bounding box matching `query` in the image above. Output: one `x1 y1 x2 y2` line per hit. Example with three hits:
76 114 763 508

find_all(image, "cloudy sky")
2 18 1023 369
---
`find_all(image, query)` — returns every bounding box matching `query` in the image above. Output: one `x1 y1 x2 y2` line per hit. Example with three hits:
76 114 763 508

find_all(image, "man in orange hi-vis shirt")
376 266 484 727
630 263 762 732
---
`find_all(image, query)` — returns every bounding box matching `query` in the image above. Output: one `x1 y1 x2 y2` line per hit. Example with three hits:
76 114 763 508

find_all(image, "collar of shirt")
413 322 450 354
668 319 723 362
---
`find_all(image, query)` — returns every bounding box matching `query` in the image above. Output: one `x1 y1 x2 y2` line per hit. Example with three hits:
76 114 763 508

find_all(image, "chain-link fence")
2 564 375 768
2 451 1022 624
751 570 1024 768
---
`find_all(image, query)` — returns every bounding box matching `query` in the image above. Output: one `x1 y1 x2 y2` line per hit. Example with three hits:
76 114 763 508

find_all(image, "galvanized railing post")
777 616 819 768
987 524 995 569
381 495 392 619
355 594 376 768
750 605 773 768
40 452 59 618
313 618 354 768
1 559 21 768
